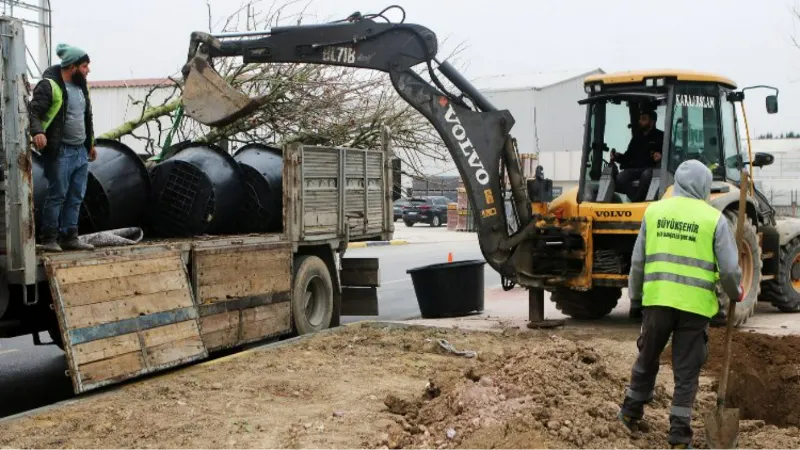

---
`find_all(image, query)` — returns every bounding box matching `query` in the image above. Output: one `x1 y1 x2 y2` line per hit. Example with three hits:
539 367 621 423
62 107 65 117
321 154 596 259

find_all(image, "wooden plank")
78 351 145 384
194 244 292 304
199 311 240 335
145 335 206 367
64 289 193 329
71 333 140 366
141 320 199 348
202 328 239 351
341 257 379 270
199 276 291 303
240 302 291 341
339 268 380 287
197 260 288 287
56 256 184 285
341 287 379 316
60 269 187 308
194 246 292 270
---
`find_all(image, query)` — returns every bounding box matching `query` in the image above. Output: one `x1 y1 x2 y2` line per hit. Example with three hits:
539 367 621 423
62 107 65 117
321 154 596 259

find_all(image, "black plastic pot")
31 140 150 234
407 260 486 318
79 139 151 232
233 143 284 233
147 142 246 237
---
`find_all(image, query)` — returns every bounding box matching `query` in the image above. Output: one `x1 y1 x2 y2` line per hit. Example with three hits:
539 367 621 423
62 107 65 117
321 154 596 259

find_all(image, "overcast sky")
8 0 800 137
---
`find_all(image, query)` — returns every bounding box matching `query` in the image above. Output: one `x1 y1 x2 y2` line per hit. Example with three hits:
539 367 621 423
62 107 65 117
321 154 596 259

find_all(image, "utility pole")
37 0 49 72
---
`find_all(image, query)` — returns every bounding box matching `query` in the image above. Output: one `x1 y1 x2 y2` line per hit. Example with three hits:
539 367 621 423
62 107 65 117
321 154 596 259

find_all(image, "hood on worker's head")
673 159 712 200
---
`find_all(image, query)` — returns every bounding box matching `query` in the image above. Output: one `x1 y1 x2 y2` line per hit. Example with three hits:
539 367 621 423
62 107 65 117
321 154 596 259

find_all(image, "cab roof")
584 69 737 89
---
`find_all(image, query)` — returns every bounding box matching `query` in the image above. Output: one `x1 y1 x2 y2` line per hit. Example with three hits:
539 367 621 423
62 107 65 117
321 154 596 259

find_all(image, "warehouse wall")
533 76 591 154
481 88 537 153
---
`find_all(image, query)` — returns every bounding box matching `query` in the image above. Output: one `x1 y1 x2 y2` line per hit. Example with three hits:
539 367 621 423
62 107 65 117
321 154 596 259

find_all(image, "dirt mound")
664 328 800 427
378 335 676 449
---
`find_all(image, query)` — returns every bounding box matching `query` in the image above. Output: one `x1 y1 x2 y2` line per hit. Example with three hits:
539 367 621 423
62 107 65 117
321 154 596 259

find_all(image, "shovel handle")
717 170 749 406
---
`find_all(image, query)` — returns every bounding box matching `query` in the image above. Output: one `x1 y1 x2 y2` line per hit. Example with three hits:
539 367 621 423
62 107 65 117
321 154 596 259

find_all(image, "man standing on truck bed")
29 43 96 252
617 159 743 448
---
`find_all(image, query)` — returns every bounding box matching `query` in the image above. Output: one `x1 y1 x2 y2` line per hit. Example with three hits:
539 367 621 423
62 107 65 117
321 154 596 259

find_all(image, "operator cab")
577 70 778 204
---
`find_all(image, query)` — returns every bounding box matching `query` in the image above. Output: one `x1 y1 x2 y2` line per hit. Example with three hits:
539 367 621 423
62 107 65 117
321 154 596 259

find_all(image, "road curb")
347 239 409 248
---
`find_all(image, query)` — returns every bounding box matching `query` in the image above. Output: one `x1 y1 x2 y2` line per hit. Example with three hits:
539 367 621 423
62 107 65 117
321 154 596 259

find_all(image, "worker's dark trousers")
620 305 709 445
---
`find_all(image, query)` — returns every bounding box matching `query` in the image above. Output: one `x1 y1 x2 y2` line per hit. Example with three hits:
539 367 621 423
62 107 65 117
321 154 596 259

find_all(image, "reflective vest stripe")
643 272 716 292
42 78 63 131
644 253 717 272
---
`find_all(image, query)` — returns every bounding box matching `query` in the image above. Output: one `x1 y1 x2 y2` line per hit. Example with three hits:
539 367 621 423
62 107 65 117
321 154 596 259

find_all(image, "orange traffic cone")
448 252 453 262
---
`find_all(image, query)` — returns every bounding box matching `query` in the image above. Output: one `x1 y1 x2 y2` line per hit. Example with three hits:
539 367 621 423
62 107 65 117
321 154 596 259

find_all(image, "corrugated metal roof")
471 68 605 93
88 78 175 88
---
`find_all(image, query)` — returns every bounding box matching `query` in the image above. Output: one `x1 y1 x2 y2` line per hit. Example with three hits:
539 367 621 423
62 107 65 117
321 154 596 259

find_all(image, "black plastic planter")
79 139 151 233
147 142 246 237
407 260 486 318
233 143 284 233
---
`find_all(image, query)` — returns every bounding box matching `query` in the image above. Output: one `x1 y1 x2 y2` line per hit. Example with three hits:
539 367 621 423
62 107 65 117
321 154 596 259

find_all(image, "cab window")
668 85 722 177
720 95 741 182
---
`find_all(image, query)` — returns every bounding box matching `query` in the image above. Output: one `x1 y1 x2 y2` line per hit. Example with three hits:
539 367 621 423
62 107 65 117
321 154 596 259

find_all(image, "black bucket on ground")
407 260 486 318
233 143 284 233
147 142 246 237
31 139 150 235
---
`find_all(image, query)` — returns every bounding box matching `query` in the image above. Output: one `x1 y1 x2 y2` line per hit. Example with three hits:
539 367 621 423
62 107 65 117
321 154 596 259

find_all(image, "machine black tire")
551 287 621 320
291 255 334 335
712 210 761 327
760 236 800 312
431 215 441 227
404 220 414 227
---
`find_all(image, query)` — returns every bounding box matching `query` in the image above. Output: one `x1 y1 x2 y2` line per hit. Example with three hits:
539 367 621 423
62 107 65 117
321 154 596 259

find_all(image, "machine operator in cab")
611 110 664 202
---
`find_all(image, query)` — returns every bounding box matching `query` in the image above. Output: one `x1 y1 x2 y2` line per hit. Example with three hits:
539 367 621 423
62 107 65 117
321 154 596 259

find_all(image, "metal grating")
152 161 215 236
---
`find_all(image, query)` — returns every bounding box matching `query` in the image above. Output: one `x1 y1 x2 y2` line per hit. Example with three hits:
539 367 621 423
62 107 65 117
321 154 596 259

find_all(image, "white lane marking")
381 278 410 285
0 349 19 356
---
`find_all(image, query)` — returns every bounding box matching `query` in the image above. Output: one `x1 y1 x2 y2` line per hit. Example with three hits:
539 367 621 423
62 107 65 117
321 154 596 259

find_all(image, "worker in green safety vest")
28 43 96 252
617 159 744 449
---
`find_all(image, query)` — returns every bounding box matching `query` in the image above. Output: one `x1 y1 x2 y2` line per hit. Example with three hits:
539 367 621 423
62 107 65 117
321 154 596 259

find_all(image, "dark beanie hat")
56 43 90 67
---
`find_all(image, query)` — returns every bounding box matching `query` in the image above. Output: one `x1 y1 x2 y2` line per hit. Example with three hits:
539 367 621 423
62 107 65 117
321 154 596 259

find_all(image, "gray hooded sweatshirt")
628 159 743 305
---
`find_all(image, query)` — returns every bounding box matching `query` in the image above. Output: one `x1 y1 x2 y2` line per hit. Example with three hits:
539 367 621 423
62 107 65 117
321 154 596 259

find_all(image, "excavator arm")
181 7 543 280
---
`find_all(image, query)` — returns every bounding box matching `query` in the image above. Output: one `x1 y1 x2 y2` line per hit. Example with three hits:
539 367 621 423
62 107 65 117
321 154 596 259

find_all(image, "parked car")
393 198 411 221
402 196 450 227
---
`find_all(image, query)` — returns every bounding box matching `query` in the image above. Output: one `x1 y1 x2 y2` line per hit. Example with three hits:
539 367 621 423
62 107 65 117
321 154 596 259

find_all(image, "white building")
88 78 178 155
472 68 605 156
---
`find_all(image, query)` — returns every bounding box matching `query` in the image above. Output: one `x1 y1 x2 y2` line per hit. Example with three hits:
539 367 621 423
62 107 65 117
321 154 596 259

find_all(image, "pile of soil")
1 323 798 449
664 328 800 428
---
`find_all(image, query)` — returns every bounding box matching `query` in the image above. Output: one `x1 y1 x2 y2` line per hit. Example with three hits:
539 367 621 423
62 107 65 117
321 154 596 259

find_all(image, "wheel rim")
433 216 439 226
791 253 800 293
739 239 754 297
303 275 326 327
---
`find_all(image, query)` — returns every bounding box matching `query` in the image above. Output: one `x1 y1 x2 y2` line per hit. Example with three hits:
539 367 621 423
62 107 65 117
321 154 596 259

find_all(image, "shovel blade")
703 407 740 449
182 56 266 127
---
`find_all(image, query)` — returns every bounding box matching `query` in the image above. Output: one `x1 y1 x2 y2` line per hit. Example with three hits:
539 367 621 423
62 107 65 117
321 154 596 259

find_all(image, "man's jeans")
41 144 89 236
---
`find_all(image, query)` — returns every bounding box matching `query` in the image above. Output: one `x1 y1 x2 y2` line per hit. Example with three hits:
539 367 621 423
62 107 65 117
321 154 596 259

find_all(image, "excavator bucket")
182 56 267 127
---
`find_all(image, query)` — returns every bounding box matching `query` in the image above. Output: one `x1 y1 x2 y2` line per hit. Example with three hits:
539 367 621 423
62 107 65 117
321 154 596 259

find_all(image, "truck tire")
551 287 621 320
760 236 800 312
291 255 334 335
712 210 761 327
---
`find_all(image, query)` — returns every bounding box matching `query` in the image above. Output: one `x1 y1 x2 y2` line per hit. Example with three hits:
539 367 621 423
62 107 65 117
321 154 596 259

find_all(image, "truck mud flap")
43 246 208 394
340 257 380 316
191 241 293 352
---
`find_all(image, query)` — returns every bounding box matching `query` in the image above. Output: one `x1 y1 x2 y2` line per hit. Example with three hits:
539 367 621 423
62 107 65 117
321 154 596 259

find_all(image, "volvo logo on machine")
443 102 490 186
595 210 633 218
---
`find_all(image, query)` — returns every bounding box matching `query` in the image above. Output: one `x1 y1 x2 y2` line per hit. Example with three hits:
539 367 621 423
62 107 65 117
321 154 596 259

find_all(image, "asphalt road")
0 237 493 419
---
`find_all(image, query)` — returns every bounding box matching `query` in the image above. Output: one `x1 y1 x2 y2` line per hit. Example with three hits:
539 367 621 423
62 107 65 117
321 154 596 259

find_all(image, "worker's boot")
617 411 638 432
60 228 94 251
38 227 62 252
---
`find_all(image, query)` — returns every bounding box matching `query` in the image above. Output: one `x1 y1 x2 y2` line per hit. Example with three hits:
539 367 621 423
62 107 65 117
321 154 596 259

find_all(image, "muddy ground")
1 322 799 449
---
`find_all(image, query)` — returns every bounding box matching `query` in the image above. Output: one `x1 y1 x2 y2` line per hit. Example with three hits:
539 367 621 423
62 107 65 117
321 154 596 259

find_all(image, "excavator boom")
181 7 540 281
